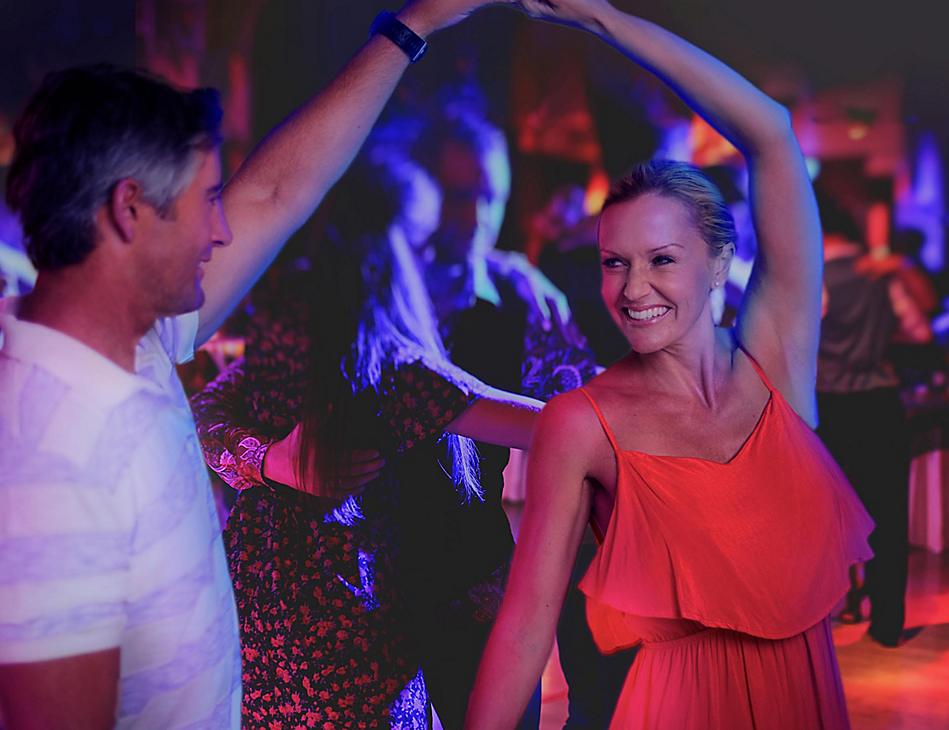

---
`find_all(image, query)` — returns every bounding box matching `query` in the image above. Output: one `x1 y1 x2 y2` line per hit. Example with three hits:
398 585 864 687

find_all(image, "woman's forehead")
598 194 701 250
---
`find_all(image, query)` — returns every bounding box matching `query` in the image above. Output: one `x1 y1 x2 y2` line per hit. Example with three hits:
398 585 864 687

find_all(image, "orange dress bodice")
576 351 873 729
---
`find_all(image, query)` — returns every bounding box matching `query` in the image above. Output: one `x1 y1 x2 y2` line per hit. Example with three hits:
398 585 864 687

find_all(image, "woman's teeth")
625 306 669 321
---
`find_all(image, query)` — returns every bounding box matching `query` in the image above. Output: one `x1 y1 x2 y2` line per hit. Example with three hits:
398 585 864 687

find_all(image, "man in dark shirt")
815 190 931 648
383 106 639 729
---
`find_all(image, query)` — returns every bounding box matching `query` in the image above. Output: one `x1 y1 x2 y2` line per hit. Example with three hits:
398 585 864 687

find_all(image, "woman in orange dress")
465 2 873 728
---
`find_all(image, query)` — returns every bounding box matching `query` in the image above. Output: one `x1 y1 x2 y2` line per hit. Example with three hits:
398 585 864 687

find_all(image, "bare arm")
517 0 822 421
196 0 509 344
190 358 384 497
464 392 598 728
263 422 386 499
0 649 119 730
888 277 933 344
446 386 542 450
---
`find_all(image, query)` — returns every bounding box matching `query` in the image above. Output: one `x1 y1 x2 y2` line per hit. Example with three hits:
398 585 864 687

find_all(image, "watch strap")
370 11 428 63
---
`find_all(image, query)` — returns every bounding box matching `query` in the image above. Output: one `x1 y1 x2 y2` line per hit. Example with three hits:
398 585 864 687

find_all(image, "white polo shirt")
0 301 241 729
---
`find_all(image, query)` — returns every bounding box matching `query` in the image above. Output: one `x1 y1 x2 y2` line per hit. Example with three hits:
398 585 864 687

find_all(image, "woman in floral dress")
193 155 540 728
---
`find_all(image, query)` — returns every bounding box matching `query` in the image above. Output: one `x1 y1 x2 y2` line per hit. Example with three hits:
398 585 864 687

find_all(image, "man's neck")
427 256 499 319
18 269 153 373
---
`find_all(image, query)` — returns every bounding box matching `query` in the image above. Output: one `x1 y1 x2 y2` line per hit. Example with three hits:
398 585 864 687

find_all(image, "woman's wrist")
262 438 292 485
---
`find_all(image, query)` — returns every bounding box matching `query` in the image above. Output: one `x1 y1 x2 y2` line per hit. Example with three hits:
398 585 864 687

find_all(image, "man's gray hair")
7 64 222 270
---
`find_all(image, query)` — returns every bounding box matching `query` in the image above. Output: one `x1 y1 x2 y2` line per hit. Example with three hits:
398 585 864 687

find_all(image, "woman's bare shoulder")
534 386 610 450
539 386 599 431
529 388 615 495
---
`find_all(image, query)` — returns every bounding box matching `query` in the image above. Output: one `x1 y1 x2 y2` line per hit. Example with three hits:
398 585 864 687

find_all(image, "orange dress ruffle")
577 353 873 729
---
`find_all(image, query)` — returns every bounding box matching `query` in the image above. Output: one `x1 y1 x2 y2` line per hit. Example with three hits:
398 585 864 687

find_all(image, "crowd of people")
0 0 942 728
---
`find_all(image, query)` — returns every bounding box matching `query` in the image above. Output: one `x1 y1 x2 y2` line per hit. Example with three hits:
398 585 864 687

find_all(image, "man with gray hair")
0 2 499 727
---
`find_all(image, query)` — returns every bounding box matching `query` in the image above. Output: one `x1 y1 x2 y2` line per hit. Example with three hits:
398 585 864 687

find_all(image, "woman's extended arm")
464 391 600 728
446 386 543 450
191 358 384 499
516 0 822 421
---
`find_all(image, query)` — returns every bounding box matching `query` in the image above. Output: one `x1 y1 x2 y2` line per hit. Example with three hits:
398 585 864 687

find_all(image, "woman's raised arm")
515 0 823 421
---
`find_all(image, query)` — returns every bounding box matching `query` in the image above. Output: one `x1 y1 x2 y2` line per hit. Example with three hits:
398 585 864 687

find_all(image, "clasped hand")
397 0 611 34
263 422 386 500
512 0 613 29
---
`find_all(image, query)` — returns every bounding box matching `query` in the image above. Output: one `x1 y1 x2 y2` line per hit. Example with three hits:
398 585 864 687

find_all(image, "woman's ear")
712 242 735 288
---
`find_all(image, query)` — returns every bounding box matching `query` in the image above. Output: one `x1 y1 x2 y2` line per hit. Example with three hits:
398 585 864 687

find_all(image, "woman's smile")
622 305 672 324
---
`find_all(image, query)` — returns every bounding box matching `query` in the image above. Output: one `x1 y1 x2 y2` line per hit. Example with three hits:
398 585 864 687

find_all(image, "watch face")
409 41 428 62
373 11 427 63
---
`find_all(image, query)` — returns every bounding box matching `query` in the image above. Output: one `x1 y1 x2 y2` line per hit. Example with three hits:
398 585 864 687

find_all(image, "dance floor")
833 549 949 730
495 504 949 730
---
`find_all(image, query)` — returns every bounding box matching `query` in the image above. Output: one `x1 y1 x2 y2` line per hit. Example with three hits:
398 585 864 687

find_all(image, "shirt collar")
0 297 162 406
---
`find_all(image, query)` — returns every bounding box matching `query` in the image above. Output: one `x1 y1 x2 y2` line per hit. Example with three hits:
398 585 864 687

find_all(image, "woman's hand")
398 0 520 36
515 0 615 31
486 249 571 326
263 423 385 499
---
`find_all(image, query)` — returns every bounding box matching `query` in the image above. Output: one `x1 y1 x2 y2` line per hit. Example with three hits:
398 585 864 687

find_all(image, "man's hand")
855 252 907 280
197 0 512 345
486 249 571 326
263 423 385 500
398 0 519 36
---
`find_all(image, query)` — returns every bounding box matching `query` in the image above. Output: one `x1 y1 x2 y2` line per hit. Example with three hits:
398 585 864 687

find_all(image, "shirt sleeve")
153 311 200 365
0 478 131 663
379 355 485 452
190 357 277 492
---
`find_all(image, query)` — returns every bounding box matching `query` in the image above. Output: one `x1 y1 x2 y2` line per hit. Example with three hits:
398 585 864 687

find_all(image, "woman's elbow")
747 104 797 157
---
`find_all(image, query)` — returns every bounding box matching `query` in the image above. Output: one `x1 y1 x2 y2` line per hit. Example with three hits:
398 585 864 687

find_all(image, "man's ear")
107 178 144 243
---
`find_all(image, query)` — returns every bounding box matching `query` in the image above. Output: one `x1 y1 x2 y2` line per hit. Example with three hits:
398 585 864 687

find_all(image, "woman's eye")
652 255 675 266
601 257 626 269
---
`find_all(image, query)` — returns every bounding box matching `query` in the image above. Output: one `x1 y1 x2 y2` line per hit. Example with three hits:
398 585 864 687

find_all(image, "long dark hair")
297 155 481 502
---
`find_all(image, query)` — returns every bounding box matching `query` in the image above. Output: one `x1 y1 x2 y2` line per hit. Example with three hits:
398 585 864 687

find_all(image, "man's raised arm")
197 0 506 344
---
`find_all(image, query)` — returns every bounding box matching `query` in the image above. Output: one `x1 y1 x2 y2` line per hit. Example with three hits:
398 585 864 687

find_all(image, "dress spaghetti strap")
737 345 775 393
577 387 621 453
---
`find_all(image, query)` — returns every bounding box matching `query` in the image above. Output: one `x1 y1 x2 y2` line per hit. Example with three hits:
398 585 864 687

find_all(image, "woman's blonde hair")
603 160 736 255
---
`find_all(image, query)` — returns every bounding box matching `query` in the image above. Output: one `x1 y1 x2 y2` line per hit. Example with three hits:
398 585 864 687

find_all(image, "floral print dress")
192 290 480 729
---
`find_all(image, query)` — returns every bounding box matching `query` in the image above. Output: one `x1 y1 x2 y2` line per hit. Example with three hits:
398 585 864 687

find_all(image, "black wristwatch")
370 11 428 63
